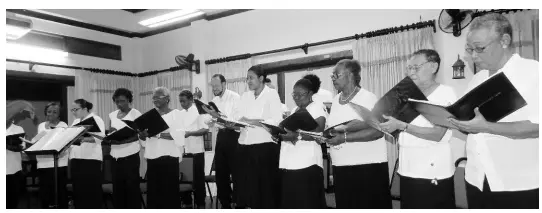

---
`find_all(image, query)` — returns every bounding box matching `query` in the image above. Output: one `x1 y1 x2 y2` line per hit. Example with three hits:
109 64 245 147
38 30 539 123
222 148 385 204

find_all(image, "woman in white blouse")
138 87 185 209
107 88 142 209
69 99 106 208
278 78 327 209
231 66 284 208
379 49 457 208
325 59 391 208
6 100 35 209
35 102 69 208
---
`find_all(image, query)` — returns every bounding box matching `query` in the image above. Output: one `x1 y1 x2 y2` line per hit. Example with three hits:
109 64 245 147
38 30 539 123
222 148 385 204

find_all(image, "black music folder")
408 72 527 129
6 133 27 152
121 108 169 138
194 99 220 114
89 127 138 145
260 108 319 137
322 120 354 139
74 117 101 133
348 76 427 138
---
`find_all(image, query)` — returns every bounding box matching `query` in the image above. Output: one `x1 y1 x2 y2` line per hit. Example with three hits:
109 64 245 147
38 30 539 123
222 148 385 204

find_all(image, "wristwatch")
297 133 302 141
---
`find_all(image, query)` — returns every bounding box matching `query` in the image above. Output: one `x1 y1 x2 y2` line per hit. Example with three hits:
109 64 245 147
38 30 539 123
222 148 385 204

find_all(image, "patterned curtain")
352 26 435 180
206 58 253 99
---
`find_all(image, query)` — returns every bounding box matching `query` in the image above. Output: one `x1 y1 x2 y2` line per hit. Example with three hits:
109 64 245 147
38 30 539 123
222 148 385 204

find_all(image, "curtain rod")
205 20 436 65
6 58 195 77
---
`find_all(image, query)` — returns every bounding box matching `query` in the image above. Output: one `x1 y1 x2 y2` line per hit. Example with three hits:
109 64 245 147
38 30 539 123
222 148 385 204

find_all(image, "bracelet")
344 132 347 143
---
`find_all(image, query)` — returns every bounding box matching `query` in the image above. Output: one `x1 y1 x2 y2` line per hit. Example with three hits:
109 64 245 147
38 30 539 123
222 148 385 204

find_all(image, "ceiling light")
139 9 204 28
6 42 68 60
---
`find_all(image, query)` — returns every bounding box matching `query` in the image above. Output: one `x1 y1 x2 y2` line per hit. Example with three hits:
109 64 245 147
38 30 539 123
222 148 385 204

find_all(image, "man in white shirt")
209 74 241 209
178 90 210 209
449 13 539 209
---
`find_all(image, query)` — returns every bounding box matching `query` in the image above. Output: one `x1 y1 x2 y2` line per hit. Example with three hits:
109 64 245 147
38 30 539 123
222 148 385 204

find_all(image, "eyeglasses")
330 73 345 80
71 108 81 113
406 61 430 72
291 92 309 99
465 40 497 55
152 95 167 101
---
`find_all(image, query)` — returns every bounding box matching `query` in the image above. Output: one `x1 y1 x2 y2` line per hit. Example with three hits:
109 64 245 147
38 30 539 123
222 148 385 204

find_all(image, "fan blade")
445 9 461 18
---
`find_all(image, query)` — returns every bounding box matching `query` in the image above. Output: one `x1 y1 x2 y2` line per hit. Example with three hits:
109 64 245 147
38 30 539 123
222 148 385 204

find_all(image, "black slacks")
6 171 22 209
466 177 538 209
38 166 69 208
147 156 180 209
112 152 142 209
181 152 206 207
399 174 456 209
214 129 240 208
71 159 103 209
236 142 280 209
333 162 392 209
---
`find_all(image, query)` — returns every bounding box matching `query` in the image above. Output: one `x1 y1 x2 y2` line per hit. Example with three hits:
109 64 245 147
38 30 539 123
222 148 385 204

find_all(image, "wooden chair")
204 158 218 208
454 157 468 209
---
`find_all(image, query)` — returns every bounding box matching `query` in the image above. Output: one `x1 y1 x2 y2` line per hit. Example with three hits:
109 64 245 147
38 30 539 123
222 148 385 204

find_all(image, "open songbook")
259 108 319 137
194 99 221 114
121 108 169 138
215 117 254 128
6 133 28 152
347 76 427 138
408 72 527 130
24 126 88 155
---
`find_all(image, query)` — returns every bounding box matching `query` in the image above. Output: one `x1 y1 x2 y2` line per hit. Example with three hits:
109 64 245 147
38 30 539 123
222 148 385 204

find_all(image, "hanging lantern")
452 54 465 79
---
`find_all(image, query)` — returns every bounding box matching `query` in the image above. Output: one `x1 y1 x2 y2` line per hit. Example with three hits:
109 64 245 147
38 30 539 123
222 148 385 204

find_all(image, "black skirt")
236 142 280 209
399 174 455 209
280 165 327 209
71 159 103 209
6 171 22 209
333 162 392 209
112 152 142 209
146 156 180 209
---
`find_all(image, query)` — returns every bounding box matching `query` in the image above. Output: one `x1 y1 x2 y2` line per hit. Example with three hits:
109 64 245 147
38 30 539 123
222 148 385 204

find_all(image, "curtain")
352 26 435 181
503 9 539 61
206 58 253 100
74 69 136 129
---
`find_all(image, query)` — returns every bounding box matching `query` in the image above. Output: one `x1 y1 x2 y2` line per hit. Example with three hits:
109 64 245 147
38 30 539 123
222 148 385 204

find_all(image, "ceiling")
8 9 249 37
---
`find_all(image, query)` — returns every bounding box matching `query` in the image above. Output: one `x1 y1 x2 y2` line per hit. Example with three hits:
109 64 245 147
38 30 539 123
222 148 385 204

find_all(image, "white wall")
6 14 141 75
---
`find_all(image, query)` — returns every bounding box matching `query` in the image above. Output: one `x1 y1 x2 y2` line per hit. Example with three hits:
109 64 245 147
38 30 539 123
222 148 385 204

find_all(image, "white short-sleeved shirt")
398 84 457 179
233 86 284 145
179 105 209 154
464 54 539 192
7 124 24 175
327 88 388 166
35 121 69 168
211 89 241 119
109 109 142 159
143 109 185 160
279 102 327 170
69 113 106 161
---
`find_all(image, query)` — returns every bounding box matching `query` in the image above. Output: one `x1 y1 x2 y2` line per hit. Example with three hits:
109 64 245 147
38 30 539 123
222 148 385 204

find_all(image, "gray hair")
469 13 513 42
153 86 171 98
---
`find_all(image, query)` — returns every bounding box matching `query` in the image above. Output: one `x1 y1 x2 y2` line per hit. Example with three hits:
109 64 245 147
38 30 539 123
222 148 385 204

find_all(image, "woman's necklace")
339 87 359 102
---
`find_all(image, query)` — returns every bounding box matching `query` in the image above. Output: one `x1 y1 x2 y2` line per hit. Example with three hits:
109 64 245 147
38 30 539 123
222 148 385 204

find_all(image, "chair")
102 155 114 208
179 154 195 208
23 160 40 208
454 157 468 209
204 157 217 208
389 158 401 201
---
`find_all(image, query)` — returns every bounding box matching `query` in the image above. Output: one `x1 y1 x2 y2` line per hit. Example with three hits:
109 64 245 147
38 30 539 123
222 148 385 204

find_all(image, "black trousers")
6 171 22 209
181 152 206 207
280 165 327 209
399 175 455 209
214 129 240 208
466 177 539 209
147 156 180 209
333 162 392 209
71 159 103 209
112 152 141 209
237 142 280 209
38 166 69 208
